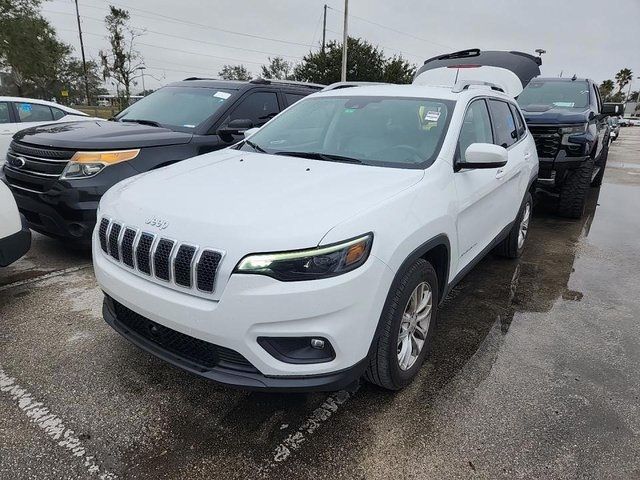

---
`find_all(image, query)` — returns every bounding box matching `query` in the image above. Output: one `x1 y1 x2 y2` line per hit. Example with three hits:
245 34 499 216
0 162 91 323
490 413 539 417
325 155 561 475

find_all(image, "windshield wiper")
120 119 162 127
244 139 267 153
274 151 363 164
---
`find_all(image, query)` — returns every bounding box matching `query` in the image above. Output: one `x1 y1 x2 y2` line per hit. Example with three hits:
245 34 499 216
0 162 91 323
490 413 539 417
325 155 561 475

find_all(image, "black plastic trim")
0 214 31 267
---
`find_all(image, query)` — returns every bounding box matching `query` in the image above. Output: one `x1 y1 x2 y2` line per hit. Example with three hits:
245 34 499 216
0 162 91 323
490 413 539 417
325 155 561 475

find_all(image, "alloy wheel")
397 281 433 371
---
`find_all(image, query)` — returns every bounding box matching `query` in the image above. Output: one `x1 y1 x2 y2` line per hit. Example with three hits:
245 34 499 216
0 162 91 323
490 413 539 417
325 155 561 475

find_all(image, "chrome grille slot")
3 141 76 192
99 217 223 296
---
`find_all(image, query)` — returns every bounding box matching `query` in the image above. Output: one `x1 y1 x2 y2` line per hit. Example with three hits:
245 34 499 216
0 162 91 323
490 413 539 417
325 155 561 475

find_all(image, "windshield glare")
116 86 234 131
517 80 590 110
240 96 454 169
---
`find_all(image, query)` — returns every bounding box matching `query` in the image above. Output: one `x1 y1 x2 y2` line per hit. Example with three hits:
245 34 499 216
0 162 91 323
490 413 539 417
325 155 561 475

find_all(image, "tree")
599 80 615 101
99 6 144 106
614 68 633 93
628 90 640 103
59 59 106 104
293 37 415 85
218 64 251 81
261 57 293 80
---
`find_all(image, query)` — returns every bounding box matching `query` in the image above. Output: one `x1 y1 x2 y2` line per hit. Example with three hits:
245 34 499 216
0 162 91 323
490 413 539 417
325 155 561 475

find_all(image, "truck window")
458 99 493 161
227 92 279 127
488 100 517 148
284 93 306 107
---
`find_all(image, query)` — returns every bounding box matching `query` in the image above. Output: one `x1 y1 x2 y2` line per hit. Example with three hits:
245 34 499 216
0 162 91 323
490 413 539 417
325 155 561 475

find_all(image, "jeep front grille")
99 217 223 295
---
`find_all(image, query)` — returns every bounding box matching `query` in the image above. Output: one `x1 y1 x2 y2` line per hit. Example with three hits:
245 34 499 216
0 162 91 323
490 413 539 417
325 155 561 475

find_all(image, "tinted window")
488 100 517 148
518 80 590 110
284 92 306 106
509 103 526 138
239 96 454 169
16 102 54 122
459 99 493 161
227 92 279 127
51 108 66 120
0 102 9 124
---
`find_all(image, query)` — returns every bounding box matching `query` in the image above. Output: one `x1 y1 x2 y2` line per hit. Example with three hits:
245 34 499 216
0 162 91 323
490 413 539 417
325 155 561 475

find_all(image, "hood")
13 120 193 149
102 148 423 255
521 106 590 125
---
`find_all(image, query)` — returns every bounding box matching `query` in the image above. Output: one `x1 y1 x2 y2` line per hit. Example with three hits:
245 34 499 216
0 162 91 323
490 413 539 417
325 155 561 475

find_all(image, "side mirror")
602 103 624 116
217 118 254 142
243 127 260 139
457 143 508 170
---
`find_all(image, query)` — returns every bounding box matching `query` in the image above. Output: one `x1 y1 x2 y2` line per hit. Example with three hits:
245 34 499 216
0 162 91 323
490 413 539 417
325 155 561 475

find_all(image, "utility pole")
74 0 91 105
341 0 349 82
140 66 146 95
322 4 327 53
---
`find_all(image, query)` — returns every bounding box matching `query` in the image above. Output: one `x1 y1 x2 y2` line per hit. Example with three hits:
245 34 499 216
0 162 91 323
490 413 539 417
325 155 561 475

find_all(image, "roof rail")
182 77 217 81
322 81 389 92
249 77 324 89
451 80 504 93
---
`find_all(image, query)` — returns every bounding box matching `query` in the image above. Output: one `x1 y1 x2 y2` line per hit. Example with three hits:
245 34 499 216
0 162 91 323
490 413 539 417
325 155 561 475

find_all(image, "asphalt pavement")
1 128 640 479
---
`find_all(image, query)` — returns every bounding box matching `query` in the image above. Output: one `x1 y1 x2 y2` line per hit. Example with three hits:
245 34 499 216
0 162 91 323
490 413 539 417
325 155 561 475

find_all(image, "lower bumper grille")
111 299 258 373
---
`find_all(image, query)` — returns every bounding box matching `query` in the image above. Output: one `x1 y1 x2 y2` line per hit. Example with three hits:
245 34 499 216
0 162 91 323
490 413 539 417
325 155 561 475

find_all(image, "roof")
531 77 592 83
167 78 323 91
0 96 87 116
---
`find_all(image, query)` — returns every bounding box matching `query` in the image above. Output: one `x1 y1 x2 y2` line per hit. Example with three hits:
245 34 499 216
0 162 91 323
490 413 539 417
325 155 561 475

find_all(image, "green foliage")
292 37 416 85
261 57 293 80
614 68 633 93
219 64 252 81
599 80 615 101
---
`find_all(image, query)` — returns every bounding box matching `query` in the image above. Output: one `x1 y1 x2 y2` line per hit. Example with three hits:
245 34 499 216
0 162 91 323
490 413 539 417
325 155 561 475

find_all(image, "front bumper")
93 233 394 390
536 153 589 190
0 214 31 267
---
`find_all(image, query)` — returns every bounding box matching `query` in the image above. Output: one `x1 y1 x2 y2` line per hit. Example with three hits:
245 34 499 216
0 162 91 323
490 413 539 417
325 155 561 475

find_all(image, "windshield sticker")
553 102 575 107
183 124 195 128
213 91 231 99
343 108 356 114
19 103 32 112
424 111 441 122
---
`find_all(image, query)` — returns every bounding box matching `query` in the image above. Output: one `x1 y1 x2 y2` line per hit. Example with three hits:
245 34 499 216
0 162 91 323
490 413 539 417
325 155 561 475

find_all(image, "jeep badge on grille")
145 217 169 230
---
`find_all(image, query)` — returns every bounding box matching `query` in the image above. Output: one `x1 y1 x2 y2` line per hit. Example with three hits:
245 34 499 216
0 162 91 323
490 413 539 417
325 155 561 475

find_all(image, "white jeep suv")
93 50 540 391
0 181 31 267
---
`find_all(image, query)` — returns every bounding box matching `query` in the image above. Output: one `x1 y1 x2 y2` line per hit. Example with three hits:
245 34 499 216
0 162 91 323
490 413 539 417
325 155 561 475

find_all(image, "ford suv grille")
99 217 223 295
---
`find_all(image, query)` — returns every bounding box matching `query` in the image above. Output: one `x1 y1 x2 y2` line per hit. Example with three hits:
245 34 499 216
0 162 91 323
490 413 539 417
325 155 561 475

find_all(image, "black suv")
1 78 322 244
517 77 621 218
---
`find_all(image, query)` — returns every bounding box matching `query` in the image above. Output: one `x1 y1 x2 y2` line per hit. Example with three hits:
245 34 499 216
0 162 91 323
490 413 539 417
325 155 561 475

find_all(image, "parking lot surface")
2 128 640 479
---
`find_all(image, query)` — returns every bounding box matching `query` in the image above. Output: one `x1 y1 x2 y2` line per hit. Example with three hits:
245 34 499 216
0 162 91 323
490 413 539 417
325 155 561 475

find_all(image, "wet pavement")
1 128 640 479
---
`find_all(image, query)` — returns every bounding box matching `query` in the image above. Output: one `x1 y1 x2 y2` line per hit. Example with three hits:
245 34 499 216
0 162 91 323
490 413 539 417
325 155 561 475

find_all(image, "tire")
557 156 595 219
365 259 438 390
591 144 609 187
494 191 533 259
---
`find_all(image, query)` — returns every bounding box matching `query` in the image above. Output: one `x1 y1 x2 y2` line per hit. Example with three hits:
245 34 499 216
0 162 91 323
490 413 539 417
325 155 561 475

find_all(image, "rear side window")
488 100 517 148
458 99 493 161
227 92 279 127
508 103 526 138
51 108 66 120
284 92 307 107
0 102 10 124
15 102 54 122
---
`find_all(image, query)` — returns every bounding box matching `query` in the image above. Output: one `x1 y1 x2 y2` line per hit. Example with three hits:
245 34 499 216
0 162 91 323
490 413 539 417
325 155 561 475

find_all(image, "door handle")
524 151 532 160
496 168 507 179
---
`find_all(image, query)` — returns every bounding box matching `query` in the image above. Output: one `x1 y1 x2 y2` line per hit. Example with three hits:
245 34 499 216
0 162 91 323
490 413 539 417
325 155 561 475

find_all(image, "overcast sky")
42 0 640 94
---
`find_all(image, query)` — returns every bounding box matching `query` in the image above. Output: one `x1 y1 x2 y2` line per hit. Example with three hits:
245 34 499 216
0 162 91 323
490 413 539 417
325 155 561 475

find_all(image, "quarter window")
509 103 526 138
458 99 493 161
15 102 54 122
488 100 517 148
0 102 10 124
227 92 279 127
51 108 66 120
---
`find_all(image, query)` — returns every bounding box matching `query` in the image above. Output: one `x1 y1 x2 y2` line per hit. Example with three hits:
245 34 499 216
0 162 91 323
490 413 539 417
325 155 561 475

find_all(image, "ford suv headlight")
235 233 373 281
61 149 140 179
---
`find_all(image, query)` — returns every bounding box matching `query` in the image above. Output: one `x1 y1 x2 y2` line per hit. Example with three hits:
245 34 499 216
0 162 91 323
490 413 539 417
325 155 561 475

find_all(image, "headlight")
234 233 373 281
559 124 587 134
61 149 140 179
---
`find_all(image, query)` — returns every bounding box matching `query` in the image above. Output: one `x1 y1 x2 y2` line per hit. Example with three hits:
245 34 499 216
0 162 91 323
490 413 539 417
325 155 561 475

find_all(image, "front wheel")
365 259 438 390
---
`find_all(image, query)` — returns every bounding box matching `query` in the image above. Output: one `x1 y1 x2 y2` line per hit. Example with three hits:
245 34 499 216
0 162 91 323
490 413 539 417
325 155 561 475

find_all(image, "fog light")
257 336 335 364
310 338 325 349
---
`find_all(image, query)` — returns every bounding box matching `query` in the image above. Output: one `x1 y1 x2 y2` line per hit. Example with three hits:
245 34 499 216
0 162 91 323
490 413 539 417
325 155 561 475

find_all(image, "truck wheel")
557 156 595 219
494 192 532 259
365 259 438 390
591 144 609 187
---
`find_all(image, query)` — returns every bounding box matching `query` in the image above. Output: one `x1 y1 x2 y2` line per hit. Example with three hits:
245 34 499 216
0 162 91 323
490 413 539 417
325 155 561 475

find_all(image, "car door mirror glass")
459 143 508 169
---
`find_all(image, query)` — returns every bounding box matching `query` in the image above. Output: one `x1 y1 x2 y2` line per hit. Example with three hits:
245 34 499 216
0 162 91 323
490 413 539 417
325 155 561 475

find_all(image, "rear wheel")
557 156 595 219
494 192 532 259
365 259 438 390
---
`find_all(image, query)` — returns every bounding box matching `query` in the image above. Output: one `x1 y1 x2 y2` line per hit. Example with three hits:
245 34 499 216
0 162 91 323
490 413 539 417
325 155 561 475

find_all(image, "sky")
41 0 640 94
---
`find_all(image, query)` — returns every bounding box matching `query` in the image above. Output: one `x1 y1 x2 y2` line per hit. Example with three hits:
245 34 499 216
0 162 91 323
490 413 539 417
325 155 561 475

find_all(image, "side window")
227 92 279 127
51 108 66 120
592 84 602 112
0 102 10 124
509 103 526 138
284 92 306 107
488 100 517 148
458 99 493 161
15 102 54 122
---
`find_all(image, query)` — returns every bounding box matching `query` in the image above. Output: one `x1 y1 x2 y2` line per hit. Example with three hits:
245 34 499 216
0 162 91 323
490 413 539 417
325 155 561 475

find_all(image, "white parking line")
0 366 116 479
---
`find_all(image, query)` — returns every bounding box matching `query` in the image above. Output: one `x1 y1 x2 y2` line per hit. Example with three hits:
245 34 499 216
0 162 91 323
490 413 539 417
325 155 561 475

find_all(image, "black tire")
591 144 609 187
557 156 595 219
494 191 533 259
365 259 438 390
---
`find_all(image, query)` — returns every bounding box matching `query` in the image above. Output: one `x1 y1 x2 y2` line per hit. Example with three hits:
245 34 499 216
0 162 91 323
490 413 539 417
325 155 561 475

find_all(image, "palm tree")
615 68 633 93
600 79 615 101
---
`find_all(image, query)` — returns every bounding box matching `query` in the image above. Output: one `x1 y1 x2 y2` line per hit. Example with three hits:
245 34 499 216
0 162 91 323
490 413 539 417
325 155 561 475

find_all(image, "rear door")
12 101 57 130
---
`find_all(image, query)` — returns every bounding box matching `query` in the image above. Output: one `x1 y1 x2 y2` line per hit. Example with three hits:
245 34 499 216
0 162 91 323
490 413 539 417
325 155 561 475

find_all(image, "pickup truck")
517 77 622 218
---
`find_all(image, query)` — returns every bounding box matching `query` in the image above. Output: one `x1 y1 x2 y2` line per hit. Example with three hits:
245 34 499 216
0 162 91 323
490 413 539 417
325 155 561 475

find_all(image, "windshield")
115 86 235 131
517 80 590 110
238 95 454 169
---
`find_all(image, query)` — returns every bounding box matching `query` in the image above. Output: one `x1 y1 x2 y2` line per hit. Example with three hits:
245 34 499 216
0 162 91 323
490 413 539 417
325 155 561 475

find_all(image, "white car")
0 181 31 266
0 97 91 164
93 50 540 391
